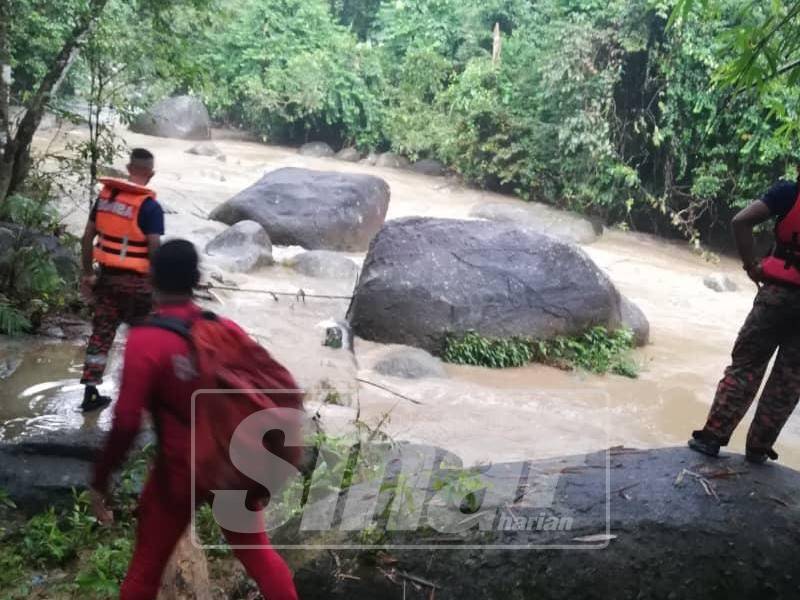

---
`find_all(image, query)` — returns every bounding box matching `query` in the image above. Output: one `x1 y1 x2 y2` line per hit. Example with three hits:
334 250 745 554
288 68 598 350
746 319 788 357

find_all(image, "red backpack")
148 311 305 496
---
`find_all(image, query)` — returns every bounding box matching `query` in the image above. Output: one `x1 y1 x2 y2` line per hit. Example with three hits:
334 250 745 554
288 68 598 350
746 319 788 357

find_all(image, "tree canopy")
3 0 800 246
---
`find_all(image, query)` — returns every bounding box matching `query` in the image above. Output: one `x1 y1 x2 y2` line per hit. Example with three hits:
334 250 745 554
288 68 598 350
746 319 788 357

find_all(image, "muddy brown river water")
2 124 799 470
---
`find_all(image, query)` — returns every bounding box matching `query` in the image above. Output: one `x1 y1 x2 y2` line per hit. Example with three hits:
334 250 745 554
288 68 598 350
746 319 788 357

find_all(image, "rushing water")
3 126 799 470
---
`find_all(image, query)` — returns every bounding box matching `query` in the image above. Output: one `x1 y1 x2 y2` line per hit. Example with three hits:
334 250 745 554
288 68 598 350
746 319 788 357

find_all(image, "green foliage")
443 327 639 377
0 194 74 335
74 537 134 597
0 303 31 336
533 327 639 378
443 331 535 369
0 194 59 231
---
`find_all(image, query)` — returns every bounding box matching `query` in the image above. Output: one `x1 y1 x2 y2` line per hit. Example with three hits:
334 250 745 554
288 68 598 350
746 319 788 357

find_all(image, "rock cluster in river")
210 168 391 252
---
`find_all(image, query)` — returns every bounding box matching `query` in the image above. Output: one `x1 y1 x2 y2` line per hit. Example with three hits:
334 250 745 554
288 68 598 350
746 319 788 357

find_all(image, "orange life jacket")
93 178 156 275
762 187 800 286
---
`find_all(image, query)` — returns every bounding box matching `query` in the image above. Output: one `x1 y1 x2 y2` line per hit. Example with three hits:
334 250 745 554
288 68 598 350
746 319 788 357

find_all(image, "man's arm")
81 219 97 275
146 233 161 261
732 200 771 282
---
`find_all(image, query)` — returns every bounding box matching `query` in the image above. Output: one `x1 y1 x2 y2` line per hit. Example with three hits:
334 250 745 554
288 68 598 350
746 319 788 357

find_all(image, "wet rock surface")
376 152 410 169
288 250 360 281
620 296 650 347
186 142 223 157
281 446 800 600
335 147 361 162
204 220 273 273
0 430 152 512
704 272 739 292
299 142 335 158
372 347 448 379
210 168 391 251
349 217 622 353
410 158 446 176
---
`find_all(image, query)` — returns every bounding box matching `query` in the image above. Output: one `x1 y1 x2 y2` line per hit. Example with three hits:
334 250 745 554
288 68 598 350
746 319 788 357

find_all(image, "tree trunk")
0 0 12 201
157 531 213 600
492 22 502 66
3 0 110 199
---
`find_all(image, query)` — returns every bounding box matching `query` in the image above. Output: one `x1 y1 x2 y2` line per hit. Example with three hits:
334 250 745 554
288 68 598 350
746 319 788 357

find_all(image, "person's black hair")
130 148 154 162
151 239 200 295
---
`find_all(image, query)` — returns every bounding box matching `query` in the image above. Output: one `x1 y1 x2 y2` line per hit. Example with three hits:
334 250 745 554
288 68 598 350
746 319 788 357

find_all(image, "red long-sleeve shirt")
92 301 240 494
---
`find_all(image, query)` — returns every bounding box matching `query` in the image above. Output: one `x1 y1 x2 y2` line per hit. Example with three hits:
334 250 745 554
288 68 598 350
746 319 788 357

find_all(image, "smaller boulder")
0 356 22 380
299 142 335 158
336 147 361 163
205 221 273 273
288 250 360 281
186 142 222 157
374 347 448 379
376 152 410 169
98 164 128 179
703 273 738 292
360 152 380 166
410 159 446 177
620 296 650 347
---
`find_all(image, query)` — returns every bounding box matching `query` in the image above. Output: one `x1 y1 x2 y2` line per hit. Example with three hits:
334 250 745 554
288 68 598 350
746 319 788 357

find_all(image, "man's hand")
80 273 97 303
89 488 114 526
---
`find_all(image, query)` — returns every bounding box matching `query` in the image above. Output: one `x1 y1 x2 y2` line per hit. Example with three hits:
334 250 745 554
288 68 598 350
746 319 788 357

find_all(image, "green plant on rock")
443 327 639 378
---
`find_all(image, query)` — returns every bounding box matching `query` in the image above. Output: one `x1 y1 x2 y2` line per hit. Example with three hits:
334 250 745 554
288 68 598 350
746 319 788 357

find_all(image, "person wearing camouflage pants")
691 170 800 463
693 284 800 462
80 269 153 386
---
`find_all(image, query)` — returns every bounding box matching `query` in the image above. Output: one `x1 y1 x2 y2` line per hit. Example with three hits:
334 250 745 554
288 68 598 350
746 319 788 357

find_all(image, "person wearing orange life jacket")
79 148 164 413
690 165 800 464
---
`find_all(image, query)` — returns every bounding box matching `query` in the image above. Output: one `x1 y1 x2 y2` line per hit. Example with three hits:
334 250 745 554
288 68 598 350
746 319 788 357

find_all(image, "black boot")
81 385 112 413
745 447 778 465
688 430 721 457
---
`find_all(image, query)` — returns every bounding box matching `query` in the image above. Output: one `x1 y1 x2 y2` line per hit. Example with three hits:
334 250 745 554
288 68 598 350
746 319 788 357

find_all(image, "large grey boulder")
373 347 448 379
470 201 601 245
280 447 800 600
299 142 335 158
130 96 211 140
210 168 391 252
205 220 273 273
349 218 622 353
620 297 649 347
288 250 360 281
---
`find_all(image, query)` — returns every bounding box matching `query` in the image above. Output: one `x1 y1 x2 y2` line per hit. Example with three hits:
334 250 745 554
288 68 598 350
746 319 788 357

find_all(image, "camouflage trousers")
701 283 800 452
81 269 153 385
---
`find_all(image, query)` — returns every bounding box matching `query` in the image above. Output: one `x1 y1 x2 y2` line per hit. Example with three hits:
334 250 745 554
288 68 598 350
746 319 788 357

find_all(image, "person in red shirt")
90 239 298 600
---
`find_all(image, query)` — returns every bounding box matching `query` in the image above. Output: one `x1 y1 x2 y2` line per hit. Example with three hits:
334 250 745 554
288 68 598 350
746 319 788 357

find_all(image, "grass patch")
443 327 639 378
